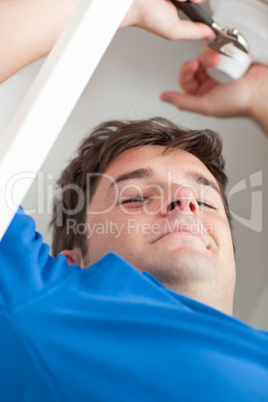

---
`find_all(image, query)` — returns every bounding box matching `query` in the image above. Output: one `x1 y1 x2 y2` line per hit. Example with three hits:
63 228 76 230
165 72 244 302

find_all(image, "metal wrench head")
208 23 250 58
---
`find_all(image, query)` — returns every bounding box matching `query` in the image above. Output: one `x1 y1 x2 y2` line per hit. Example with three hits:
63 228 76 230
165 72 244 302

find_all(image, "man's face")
85 146 236 312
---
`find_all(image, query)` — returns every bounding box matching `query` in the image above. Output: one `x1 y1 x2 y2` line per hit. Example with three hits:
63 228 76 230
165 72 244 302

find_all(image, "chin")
145 250 216 285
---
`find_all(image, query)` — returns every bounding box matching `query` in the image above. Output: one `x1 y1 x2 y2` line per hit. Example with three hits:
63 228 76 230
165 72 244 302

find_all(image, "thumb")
170 20 214 41
161 91 210 115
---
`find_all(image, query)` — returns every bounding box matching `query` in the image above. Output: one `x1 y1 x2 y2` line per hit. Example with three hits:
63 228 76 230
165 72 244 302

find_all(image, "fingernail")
161 95 171 103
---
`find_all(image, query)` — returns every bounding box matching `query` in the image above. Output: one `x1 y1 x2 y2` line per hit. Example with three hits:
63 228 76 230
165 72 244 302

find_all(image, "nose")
161 185 199 217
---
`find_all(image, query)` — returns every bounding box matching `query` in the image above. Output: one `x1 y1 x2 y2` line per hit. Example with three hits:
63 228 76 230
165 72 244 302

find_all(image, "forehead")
104 145 216 183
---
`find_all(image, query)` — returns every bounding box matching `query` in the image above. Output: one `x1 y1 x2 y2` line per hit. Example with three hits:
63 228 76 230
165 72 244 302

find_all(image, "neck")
155 274 234 315
174 285 234 315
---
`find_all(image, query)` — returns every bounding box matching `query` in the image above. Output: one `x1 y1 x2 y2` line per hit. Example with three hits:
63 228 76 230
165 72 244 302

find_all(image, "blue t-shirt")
0 209 267 401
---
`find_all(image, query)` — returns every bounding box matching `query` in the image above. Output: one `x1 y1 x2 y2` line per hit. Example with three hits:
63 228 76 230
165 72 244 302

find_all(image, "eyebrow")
111 167 154 186
106 167 154 198
105 167 221 197
185 171 221 195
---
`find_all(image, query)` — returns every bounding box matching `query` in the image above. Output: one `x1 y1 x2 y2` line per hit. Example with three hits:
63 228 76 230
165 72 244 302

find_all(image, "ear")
61 248 84 267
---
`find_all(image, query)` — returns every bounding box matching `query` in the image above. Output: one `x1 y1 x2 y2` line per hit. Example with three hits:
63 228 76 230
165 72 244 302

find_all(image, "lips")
152 222 207 247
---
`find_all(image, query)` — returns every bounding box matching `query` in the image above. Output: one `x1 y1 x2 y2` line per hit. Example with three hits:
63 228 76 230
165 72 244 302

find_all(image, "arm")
0 0 80 83
0 0 213 84
161 48 268 135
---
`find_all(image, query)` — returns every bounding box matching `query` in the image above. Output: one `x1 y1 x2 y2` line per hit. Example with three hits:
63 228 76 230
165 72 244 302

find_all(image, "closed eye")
122 196 148 204
197 201 215 210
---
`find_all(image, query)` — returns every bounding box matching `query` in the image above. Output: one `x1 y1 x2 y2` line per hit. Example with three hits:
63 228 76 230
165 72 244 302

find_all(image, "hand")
121 0 214 41
0 0 212 84
161 47 268 134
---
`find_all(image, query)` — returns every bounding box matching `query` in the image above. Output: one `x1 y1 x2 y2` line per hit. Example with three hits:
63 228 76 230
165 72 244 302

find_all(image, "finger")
179 59 200 91
197 46 220 67
179 59 211 94
180 60 199 81
161 91 211 115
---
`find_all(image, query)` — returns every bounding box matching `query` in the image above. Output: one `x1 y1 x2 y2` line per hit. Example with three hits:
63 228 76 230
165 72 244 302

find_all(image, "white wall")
1 26 267 330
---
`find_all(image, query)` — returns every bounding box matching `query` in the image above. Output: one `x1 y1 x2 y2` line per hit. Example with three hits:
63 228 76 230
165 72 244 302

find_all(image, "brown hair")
51 117 230 257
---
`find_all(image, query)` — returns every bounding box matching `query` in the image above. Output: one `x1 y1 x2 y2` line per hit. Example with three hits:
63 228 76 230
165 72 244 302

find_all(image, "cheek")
206 213 233 247
215 221 235 265
218 220 233 246
86 212 135 251
85 224 122 266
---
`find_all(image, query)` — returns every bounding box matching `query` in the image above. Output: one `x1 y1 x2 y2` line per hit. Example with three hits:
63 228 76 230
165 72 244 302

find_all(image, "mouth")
152 223 207 246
